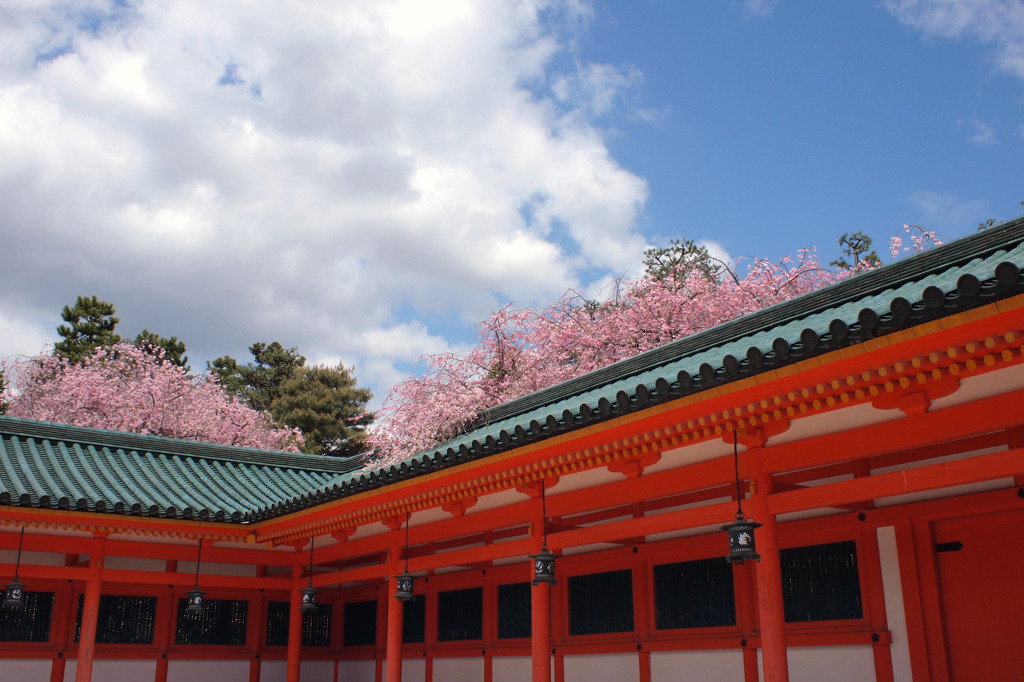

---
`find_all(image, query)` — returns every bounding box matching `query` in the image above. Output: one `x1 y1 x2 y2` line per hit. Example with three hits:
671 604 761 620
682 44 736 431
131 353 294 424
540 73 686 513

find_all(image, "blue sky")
584 1 1022 257
1 0 1022 407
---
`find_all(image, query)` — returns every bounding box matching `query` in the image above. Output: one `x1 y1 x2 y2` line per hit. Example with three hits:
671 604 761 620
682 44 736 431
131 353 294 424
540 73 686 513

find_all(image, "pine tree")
211 343 373 456
135 330 189 370
271 365 374 457
54 296 122 363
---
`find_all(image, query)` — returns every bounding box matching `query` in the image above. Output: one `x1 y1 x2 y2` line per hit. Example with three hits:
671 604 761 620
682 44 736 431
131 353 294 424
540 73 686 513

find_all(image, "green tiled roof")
0 416 362 523
3 216 1024 524
295 215 1024 517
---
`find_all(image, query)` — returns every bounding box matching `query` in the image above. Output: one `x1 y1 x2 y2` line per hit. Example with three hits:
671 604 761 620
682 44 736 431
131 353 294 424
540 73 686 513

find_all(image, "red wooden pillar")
529 488 552 682
749 460 789 682
49 580 74 682
75 534 107 682
385 575 405 682
286 569 304 682
531 578 551 682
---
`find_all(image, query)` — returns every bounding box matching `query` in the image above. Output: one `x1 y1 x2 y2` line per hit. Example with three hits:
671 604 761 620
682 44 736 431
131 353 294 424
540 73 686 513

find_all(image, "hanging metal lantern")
531 546 557 586
300 538 318 612
2 578 25 608
722 518 762 564
394 570 415 602
3 527 27 608
185 585 205 613
300 583 318 612
186 538 206 613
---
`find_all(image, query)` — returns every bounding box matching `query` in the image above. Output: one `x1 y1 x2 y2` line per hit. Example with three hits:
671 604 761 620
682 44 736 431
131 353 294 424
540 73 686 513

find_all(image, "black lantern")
394 570 415 602
3 527 27 608
723 518 762 564
724 432 760 564
185 585 206 612
530 480 558 585
186 538 206 613
394 512 415 602
300 538 318 612
531 546 557 586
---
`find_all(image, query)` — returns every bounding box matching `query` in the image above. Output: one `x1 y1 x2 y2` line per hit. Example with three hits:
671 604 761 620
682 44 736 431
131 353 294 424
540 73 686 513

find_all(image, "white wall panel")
2 659 52 681
337 659 376 682
492 656 533 682
301 660 335 681
93 659 158 681
381 657 425 682
651 649 744 681
564 652 638 682
877 525 913 682
167 659 250 682
432 657 480 682
262 660 286 682
786 645 875 682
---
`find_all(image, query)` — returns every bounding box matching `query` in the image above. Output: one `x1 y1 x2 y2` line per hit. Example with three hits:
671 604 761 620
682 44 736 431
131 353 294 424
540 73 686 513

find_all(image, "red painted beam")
768 446 1024 515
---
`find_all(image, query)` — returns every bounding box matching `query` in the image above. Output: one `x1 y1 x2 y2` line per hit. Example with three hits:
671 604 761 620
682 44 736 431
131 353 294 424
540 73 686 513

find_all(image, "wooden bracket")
332 527 356 543
607 446 661 479
871 375 960 416
441 496 478 518
382 515 404 532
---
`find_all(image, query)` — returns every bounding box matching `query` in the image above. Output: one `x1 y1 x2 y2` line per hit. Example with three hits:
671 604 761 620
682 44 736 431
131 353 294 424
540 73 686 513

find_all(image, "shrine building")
3 216 1024 682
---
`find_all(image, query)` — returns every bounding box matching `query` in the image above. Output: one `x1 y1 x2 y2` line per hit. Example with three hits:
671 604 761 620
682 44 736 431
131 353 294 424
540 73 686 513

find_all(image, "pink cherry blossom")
3 343 300 451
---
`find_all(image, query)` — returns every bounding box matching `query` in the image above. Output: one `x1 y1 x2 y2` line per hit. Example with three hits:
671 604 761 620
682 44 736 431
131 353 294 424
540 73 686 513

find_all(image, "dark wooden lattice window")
0 591 54 642
781 540 863 622
654 557 736 629
568 569 634 635
437 587 482 641
175 598 248 645
75 594 156 644
343 600 378 646
497 582 531 639
403 594 425 643
264 602 332 647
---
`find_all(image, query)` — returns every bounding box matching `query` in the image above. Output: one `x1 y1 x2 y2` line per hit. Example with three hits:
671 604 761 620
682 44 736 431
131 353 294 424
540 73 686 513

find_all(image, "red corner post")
75 533 107 682
749 458 789 682
285 568 304 682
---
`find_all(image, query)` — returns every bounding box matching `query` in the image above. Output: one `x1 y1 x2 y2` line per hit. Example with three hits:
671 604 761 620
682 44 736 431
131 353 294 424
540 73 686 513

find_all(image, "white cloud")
886 0 1024 80
959 116 998 144
908 189 988 229
743 0 780 19
0 0 650 403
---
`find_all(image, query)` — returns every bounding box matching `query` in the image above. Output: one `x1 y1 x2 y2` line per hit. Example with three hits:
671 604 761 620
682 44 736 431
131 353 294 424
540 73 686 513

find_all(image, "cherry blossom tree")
368 248 846 465
3 343 300 451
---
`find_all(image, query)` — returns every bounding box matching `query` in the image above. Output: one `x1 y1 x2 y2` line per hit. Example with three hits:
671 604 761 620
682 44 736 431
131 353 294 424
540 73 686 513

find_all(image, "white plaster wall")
262 660 287 682
2 659 52 681
93 659 158 681
337 660 376 682
564 652 639 682
492 656 533 682
877 525 913 682
300 660 335 681
64 659 161 682
104 555 166 572
167 659 250 682
651 649 744 681
381 657 425 682
784 646 875 682
0 550 63 566
433 657 481 682
178 560 257 577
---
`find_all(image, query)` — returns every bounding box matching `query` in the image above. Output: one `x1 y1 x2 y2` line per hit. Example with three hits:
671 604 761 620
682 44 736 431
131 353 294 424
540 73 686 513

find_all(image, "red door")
934 510 1024 681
